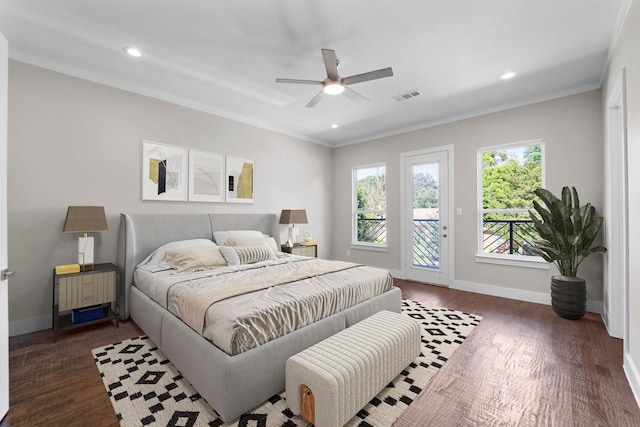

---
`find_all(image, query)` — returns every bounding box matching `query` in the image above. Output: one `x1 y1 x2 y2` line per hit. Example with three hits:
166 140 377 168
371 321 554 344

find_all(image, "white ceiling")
0 0 628 147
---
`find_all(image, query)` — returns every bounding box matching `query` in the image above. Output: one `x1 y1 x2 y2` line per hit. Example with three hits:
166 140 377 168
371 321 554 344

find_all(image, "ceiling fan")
275 48 394 107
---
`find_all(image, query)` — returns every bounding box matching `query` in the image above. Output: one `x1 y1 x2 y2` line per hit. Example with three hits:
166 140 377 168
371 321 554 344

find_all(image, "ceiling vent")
393 89 422 102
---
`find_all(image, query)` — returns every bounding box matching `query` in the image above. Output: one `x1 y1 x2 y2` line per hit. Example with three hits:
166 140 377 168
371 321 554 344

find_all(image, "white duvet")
133 256 393 355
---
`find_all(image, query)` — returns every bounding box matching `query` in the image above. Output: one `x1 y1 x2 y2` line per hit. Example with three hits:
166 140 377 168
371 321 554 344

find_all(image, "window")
478 140 544 259
353 164 386 247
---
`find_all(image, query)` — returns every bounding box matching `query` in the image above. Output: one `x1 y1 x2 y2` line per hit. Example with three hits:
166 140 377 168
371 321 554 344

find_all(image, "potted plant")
528 186 607 319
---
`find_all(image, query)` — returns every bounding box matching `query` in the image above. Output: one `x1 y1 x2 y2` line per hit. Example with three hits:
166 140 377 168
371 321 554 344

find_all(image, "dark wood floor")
2 280 639 426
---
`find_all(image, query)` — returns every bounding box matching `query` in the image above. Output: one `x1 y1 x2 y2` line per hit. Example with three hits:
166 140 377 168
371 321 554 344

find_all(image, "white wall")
7 61 332 335
332 90 604 305
603 0 640 407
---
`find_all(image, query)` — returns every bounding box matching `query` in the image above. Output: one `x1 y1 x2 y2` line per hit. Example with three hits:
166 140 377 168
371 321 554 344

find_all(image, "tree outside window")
353 164 386 245
479 141 544 256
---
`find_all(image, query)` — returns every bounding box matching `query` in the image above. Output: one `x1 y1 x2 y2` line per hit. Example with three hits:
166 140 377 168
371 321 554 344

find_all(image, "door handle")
1 269 16 280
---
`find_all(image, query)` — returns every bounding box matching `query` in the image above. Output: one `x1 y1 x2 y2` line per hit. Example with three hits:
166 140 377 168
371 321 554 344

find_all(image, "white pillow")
219 243 276 266
225 236 279 254
138 239 216 272
213 230 265 245
164 246 227 273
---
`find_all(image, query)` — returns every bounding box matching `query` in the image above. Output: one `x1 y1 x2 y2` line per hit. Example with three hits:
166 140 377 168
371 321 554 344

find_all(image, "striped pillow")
219 243 276 265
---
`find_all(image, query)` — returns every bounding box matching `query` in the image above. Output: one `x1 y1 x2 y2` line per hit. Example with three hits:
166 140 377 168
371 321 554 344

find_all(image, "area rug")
92 300 481 426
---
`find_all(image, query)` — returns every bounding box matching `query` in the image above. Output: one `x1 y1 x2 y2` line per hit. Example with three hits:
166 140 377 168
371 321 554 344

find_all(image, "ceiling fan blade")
342 67 394 85
343 86 369 104
275 78 323 85
321 49 340 81
305 90 325 108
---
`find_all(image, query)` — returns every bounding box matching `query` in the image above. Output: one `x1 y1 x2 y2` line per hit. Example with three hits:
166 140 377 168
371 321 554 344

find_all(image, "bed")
117 212 402 422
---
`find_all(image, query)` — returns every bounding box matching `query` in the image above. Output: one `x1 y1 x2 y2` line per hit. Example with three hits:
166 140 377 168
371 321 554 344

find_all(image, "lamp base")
78 236 94 271
284 225 295 248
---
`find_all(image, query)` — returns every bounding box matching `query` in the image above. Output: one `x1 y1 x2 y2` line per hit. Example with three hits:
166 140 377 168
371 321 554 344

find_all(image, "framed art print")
142 140 188 201
226 156 254 203
188 149 225 202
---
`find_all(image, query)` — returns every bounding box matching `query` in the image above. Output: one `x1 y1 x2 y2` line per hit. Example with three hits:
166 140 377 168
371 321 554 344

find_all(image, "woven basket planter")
551 276 586 320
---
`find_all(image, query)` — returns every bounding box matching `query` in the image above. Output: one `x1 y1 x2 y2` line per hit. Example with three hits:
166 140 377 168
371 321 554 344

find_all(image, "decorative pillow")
219 243 276 266
213 230 265 245
138 239 217 272
225 236 279 254
164 246 227 273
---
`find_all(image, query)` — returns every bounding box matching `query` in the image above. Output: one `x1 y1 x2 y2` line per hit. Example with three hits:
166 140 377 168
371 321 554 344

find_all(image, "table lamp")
63 206 108 271
279 209 308 248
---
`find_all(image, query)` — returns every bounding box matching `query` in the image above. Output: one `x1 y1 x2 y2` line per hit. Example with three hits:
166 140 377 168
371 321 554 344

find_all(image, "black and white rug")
92 300 481 426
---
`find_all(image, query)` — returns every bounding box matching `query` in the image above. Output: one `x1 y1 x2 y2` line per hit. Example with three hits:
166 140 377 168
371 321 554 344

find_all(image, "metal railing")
483 219 538 255
356 215 386 244
412 219 439 268
357 217 538 263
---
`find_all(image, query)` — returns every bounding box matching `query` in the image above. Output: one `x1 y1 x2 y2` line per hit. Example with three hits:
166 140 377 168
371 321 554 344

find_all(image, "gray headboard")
117 213 279 319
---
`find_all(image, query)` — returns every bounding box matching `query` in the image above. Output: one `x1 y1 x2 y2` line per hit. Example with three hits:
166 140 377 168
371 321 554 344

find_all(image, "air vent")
393 89 422 102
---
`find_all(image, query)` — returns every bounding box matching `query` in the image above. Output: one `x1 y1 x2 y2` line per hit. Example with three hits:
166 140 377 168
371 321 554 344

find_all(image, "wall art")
226 156 254 203
188 149 225 202
142 141 188 201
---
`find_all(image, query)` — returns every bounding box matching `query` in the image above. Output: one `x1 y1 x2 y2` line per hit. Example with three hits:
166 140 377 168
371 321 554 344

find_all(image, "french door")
401 147 452 286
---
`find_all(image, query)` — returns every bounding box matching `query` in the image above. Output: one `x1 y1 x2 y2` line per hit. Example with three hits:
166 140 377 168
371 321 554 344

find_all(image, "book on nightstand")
55 264 80 275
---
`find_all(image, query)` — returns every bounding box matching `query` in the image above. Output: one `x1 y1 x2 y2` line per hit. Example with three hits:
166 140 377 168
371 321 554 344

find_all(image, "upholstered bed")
117 213 402 422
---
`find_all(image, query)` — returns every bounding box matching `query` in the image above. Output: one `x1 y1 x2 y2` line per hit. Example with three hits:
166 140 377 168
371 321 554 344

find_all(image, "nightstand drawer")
58 270 116 311
281 244 317 257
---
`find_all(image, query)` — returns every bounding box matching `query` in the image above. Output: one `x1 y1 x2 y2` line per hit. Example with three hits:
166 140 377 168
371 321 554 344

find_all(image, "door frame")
1 32 9 421
603 70 628 340
400 145 454 286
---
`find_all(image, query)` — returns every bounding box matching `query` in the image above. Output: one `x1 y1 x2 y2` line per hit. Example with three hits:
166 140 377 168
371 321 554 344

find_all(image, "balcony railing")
357 215 386 244
413 219 439 268
483 219 538 255
356 217 538 262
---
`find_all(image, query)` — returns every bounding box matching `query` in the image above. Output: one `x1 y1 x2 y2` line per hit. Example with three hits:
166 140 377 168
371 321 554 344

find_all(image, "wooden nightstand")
52 262 119 342
281 244 317 257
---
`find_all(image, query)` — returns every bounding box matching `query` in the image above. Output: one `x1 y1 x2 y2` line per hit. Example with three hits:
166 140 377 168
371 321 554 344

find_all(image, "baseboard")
9 314 50 337
624 352 640 409
388 269 404 279
451 279 603 314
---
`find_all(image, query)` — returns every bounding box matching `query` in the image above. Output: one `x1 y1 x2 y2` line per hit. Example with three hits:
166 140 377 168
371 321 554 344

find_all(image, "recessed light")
123 47 142 57
501 71 516 80
331 123 339 129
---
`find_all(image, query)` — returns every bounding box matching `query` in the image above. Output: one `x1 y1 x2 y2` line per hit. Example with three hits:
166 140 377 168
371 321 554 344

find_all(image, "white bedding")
133 256 394 355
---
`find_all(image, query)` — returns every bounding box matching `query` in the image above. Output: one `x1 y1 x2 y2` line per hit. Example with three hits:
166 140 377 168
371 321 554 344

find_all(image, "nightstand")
281 244 317 257
52 262 119 342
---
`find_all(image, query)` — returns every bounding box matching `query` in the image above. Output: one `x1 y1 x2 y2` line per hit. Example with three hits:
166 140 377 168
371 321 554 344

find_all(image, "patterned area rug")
92 300 481 426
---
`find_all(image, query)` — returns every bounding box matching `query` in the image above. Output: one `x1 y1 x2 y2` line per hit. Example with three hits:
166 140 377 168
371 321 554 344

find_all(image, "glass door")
403 150 449 285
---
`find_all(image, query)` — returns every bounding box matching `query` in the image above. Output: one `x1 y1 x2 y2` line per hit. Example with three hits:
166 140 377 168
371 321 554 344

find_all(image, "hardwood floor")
2 320 142 427
1 280 639 426
395 280 640 427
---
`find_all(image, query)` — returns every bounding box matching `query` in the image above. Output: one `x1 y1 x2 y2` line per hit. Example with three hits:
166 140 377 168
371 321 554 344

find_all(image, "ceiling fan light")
123 46 142 57
323 82 345 95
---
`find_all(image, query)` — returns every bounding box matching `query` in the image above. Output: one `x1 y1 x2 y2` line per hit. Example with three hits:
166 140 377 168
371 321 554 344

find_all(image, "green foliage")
482 147 542 219
528 187 607 277
357 174 385 211
413 172 439 208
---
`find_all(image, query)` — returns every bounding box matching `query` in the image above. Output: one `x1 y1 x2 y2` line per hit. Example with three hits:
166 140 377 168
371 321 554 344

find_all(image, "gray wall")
332 90 604 303
5 60 609 338
603 0 640 406
7 61 332 334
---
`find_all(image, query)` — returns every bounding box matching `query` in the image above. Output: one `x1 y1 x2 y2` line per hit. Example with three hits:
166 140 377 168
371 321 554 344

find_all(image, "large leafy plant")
528 187 606 277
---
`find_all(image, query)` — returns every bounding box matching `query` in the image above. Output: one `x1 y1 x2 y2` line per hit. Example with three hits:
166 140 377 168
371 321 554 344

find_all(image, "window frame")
476 139 548 268
352 163 387 250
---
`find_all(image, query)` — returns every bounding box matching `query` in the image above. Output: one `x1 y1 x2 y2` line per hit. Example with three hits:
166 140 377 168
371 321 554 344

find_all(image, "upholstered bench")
285 310 421 427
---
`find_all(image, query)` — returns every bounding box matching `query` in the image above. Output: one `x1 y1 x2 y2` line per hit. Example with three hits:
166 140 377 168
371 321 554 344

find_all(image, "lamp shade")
279 209 308 225
63 206 108 233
